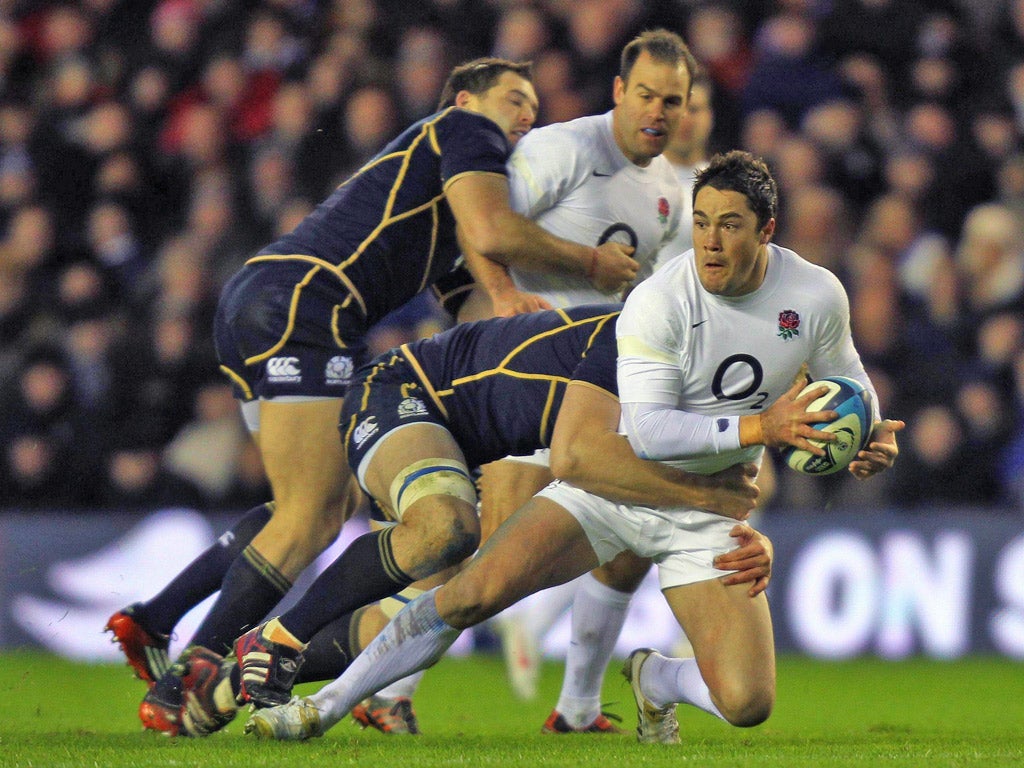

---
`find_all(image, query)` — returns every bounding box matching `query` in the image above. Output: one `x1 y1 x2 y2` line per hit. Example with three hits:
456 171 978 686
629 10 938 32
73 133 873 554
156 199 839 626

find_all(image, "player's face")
612 51 688 166
459 71 539 147
692 186 775 297
668 83 712 156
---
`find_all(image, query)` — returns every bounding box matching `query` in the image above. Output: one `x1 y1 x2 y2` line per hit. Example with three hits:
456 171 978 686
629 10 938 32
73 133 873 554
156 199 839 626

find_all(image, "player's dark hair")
690 67 713 99
620 29 698 94
693 150 778 228
437 58 533 109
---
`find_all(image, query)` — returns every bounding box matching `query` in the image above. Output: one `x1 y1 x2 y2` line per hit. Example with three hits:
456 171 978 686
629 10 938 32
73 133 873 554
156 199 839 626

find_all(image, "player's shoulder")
517 113 610 158
432 107 507 143
773 245 847 295
619 257 695 334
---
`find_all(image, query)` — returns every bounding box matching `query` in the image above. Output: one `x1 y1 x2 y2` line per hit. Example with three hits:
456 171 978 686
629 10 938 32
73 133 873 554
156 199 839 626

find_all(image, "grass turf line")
0 650 1021 767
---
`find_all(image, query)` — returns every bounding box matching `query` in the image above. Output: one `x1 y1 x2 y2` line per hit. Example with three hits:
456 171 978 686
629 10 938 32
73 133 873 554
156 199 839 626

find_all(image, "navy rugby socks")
133 502 274 637
279 527 414 643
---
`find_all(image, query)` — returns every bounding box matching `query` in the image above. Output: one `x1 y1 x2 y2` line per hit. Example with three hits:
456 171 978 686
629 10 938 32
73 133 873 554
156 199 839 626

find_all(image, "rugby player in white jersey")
463 29 693 729
653 70 715 273
245 150 905 743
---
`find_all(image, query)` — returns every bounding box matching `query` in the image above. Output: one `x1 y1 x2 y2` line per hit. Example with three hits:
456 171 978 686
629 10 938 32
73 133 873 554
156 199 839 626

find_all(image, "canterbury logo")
267 357 300 377
352 416 379 447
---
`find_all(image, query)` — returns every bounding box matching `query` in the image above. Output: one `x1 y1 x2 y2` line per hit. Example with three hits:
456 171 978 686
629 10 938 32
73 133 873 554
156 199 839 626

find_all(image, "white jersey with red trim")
507 111 681 308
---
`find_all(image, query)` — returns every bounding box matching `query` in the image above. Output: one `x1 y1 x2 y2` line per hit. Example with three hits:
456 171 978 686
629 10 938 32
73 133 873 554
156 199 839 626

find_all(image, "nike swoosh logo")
592 170 612 177
691 320 708 328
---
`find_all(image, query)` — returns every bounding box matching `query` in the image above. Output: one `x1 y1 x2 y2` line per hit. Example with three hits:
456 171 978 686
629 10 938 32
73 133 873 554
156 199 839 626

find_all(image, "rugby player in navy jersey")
170 304 777 736
106 58 639 736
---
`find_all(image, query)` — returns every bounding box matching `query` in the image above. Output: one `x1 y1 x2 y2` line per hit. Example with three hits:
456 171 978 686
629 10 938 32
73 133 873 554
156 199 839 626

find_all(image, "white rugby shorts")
536 480 743 590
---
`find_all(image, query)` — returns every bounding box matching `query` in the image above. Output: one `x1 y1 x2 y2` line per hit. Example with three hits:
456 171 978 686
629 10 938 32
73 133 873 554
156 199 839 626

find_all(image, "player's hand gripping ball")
782 376 874 476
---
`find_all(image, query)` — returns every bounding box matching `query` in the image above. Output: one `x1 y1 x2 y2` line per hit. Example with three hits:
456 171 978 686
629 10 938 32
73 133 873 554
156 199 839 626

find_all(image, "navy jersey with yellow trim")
401 304 620 467
254 108 510 328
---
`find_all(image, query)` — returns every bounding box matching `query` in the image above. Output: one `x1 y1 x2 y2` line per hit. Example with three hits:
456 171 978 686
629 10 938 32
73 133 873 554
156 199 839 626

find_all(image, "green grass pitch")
0 650 1021 767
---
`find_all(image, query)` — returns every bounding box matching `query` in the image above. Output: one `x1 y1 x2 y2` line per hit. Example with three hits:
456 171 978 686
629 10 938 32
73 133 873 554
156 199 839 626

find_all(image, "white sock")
310 588 460 730
375 670 425 699
555 573 632 728
640 653 725 721
514 577 580 644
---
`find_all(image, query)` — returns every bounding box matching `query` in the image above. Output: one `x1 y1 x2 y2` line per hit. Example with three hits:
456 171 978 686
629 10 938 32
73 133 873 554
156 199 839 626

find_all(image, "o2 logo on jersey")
712 354 769 409
598 223 639 249
267 356 301 383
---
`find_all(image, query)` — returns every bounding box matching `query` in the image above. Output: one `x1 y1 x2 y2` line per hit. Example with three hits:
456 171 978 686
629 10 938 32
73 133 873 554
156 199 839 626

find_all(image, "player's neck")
666 146 707 167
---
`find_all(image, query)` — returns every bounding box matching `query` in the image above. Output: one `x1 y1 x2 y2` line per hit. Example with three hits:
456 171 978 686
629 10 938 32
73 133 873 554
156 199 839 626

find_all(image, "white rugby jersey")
507 111 681 308
651 158 708 273
616 243 879 475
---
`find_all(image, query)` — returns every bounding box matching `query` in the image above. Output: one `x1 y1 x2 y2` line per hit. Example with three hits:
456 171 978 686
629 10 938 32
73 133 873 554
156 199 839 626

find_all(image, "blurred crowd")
1 0 1023 514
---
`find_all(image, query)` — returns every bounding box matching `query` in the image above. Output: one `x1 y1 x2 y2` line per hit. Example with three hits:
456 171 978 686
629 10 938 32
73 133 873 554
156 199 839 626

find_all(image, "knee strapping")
379 586 426 619
388 458 476 520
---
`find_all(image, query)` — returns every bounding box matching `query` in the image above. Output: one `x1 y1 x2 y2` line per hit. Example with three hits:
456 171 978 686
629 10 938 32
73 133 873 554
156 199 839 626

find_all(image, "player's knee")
259 506 337 561
433 505 480 566
716 680 774 727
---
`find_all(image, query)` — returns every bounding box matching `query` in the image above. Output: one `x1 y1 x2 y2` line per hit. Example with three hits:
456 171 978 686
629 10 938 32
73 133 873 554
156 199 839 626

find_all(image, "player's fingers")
749 575 770 597
795 383 829 406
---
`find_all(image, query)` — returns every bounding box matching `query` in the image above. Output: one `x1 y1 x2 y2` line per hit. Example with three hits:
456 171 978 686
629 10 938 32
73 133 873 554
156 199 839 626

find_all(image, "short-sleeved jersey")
616 244 878 474
344 304 620 469
506 112 681 308
251 108 510 328
651 159 709 273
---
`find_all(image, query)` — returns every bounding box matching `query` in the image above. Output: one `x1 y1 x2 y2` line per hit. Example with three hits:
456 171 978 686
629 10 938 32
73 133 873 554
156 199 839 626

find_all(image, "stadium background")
0 0 1022 662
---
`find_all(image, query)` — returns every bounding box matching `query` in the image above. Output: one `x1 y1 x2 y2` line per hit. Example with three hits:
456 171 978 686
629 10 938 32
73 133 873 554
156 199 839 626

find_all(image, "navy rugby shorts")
213 261 369 401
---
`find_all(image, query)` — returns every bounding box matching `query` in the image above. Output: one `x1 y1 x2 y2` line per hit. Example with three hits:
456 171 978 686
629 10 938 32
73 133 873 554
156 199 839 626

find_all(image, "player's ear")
454 90 473 108
612 75 625 105
759 218 776 244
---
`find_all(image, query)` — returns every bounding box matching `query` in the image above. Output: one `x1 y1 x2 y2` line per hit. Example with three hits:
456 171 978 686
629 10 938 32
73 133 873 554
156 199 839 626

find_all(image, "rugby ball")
782 376 874 476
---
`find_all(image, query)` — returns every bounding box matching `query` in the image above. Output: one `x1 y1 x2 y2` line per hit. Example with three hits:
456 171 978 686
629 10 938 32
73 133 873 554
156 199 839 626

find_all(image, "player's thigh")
477 457 553 542
664 579 775 709
361 423 472 518
257 397 350 517
439 496 598 626
592 549 652 593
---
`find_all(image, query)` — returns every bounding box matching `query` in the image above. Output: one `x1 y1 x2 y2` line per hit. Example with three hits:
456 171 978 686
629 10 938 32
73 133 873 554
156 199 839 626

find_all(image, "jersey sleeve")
806 269 882 422
615 279 686 406
569 319 618 395
436 110 511 185
506 124 589 218
615 279 742 460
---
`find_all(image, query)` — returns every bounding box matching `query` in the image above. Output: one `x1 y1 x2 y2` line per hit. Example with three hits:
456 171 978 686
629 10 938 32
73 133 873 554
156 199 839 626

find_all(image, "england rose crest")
777 309 800 340
657 196 669 225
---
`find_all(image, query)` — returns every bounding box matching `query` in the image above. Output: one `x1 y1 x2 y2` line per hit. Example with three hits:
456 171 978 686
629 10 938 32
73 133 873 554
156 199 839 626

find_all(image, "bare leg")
653 579 775 727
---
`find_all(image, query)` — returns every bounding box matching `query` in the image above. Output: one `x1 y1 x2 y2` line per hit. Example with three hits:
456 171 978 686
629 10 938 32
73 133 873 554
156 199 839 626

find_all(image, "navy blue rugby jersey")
400 304 620 467
251 108 510 328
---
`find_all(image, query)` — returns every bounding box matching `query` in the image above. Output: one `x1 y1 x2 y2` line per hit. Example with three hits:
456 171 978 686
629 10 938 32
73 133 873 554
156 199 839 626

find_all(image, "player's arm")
805 274 905 478
548 382 759 521
458 242 552 317
446 173 637 294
